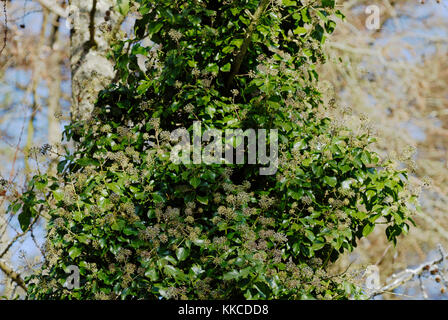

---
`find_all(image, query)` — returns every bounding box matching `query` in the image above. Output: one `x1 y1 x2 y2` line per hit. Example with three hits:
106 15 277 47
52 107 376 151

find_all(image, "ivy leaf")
282 0 297 6
69 246 82 259
145 269 159 281
8 202 22 214
294 27 307 35
52 189 64 202
152 192 165 204
176 247 189 262
106 183 122 195
321 0 335 7
137 80 151 94
118 0 130 15
223 270 240 281
362 223 375 237
220 63 231 72
323 176 337 187
312 163 323 177
361 151 371 165
77 158 99 167
18 207 31 231
196 195 208 205
164 265 187 281
189 177 201 189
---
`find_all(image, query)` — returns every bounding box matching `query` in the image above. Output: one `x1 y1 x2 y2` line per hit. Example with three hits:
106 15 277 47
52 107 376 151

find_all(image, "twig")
368 244 448 299
35 0 67 18
0 260 27 291
0 216 39 260
375 244 392 266
418 275 428 299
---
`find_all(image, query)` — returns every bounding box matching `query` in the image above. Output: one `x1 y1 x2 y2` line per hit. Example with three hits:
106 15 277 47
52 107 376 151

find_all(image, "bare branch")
35 0 67 18
0 260 27 291
0 217 39 260
368 244 448 299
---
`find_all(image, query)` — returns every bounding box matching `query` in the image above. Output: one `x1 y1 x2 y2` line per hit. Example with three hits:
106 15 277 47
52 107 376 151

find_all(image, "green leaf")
354 155 363 168
366 190 376 201
77 157 99 167
206 63 219 74
69 246 82 259
18 202 35 231
164 265 187 281
287 189 304 201
106 183 122 195
147 22 163 35
123 226 139 236
196 195 208 205
176 247 189 262
152 192 165 204
293 139 307 150
118 0 130 15
361 151 371 165
137 81 151 94
282 0 297 6
362 223 375 237
52 189 64 202
301 8 310 23
111 219 125 231
292 242 301 254
223 270 240 281
305 229 315 241
323 176 337 187
321 0 335 8
311 242 325 251
145 269 159 281
191 264 204 276
77 234 90 244
230 38 244 48
9 202 22 214
189 177 201 189
221 63 231 72
335 10 346 20
294 26 307 35
312 163 323 177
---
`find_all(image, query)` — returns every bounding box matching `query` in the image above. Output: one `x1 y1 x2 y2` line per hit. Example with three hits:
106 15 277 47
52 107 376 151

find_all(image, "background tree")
319 0 448 299
0 0 69 297
0 0 126 298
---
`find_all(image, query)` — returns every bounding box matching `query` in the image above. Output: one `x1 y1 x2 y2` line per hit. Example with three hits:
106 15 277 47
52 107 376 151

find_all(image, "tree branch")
225 0 270 88
368 244 448 299
35 0 67 18
0 216 39 260
0 260 27 291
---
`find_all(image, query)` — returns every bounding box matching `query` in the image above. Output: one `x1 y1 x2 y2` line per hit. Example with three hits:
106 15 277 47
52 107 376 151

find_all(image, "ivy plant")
15 0 417 300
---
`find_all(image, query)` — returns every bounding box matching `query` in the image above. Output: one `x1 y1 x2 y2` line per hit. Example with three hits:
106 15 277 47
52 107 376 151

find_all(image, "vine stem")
225 0 271 88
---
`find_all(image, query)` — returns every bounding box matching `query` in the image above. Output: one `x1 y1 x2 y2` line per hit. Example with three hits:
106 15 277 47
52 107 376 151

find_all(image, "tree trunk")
69 0 121 121
47 15 62 174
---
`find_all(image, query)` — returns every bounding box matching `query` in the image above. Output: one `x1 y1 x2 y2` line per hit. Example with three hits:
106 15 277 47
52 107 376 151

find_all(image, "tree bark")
47 15 63 174
69 0 121 121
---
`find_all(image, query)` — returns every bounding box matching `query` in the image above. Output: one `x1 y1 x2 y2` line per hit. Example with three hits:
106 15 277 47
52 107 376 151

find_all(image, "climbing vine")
12 0 417 300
